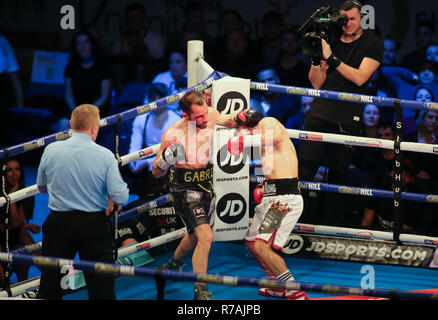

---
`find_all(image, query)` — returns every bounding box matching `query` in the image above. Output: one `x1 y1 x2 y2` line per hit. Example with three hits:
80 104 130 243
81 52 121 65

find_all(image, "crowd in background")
1 0 438 247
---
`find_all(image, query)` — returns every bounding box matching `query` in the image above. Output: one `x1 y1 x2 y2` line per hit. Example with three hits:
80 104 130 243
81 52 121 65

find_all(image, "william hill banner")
281 233 436 268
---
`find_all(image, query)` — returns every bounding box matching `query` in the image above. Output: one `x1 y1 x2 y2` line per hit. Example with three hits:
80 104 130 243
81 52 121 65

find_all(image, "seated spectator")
426 42 438 64
149 49 187 99
0 158 40 288
404 110 438 191
253 11 285 66
58 30 112 132
401 20 435 72
344 105 381 226
213 28 257 79
369 36 400 102
213 9 245 58
250 65 301 125
360 158 422 234
414 87 434 103
380 60 438 134
274 28 310 88
118 2 165 61
129 82 181 197
166 1 214 59
359 123 424 233
110 30 150 93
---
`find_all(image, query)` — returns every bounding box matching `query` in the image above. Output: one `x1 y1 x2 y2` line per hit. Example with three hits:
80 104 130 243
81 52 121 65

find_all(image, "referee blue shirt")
37 132 129 212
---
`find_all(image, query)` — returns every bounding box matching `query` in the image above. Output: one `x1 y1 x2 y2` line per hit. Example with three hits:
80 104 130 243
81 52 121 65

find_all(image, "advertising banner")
211 76 250 241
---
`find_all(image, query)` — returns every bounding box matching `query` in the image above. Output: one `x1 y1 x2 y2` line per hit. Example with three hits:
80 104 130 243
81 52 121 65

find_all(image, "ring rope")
1 127 437 209
0 250 437 300
10 193 173 255
0 71 220 161
0 227 187 298
250 81 438 112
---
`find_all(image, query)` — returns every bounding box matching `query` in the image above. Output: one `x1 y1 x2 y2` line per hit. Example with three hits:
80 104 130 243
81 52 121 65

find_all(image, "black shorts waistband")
169 164 214 188
263 178 301 196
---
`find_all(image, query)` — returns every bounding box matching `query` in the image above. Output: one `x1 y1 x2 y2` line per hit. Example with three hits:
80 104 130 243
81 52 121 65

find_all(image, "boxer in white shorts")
225 112 309 300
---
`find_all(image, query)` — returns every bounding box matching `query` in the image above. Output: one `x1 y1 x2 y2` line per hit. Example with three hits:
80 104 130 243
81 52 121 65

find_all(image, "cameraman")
299 0 383 226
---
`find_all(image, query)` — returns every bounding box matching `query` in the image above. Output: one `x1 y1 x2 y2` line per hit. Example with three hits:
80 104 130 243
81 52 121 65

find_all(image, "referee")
36 104 129 300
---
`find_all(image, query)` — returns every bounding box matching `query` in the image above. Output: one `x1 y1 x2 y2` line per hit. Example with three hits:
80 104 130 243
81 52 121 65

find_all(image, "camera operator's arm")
308 61 329 89
321 39 380 87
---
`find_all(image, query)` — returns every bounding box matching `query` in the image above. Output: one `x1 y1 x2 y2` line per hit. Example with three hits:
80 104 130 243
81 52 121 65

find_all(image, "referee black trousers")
36 210 116 300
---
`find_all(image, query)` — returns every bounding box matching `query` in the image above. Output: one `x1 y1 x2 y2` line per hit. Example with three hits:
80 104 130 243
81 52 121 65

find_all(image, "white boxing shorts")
245 178 303 250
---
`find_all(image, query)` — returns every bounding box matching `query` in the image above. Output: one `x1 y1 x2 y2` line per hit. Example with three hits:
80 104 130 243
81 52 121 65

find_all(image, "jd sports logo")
281 235 304 255
217 193 247 224
217 92 248 114
216 143 247 174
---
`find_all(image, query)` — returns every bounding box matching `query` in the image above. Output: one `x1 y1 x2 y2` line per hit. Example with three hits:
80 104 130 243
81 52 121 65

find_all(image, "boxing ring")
1 40 438 301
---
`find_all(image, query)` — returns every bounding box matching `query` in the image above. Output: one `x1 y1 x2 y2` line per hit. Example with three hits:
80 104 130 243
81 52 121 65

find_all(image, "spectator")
414 86 434 103
111 30 149 93
274 28 310 88
426 43 438 64
359 123 420 232
254 11 285 66
382 36 400 66
0 158 39 289
361 157 421 234
368 36 400 102
213 28 256 79
344 104 381 225
380 60 438 134
129 82 181 197
215 9 245 52
362 104 381 138
401 20 435 72
150 50 187 100
0 34 24 147
404 109 438 237
121 2 165 61
250 65 301 125
61 30 112 132
404 110 438 191
167 1 214 58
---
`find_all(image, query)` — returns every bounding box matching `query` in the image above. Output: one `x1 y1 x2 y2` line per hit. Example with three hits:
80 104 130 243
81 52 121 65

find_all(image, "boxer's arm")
152 130 172 178
216 114 238 128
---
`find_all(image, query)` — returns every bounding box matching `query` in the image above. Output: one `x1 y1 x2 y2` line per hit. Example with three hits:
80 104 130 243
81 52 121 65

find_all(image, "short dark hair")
179 91 205 114
340 0 362 11
148 82 169 101
378 120 395 134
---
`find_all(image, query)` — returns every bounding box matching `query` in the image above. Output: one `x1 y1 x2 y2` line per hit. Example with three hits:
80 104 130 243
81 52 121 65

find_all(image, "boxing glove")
234 109 263 128
157 141 185 171
227 134 262 155
253 183 263 205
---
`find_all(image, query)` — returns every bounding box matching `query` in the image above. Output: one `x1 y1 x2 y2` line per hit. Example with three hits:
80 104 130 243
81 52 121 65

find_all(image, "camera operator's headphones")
344 0 366 18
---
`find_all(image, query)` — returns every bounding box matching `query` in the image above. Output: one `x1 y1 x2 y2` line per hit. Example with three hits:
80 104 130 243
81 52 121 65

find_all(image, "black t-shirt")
64 61 112 114
309 31 383 126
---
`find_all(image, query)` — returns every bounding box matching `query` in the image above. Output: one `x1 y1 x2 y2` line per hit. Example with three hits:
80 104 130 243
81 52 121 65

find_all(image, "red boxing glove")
227 136 244 155
253 183 263 205
227 134 262 155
